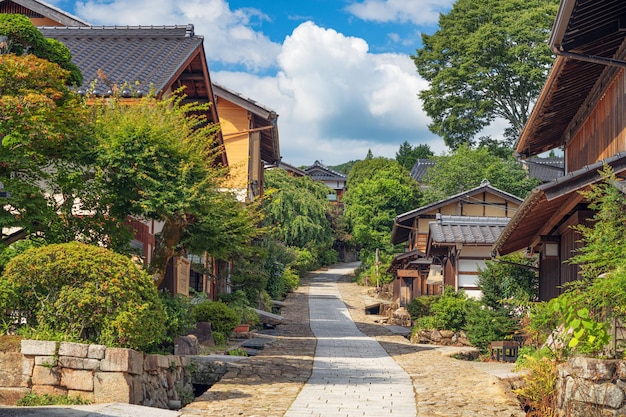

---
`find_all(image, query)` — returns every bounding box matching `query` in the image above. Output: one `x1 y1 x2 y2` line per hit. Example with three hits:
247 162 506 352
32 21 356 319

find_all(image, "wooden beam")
178 73 205 81
397 269 420 278
529 191 585 249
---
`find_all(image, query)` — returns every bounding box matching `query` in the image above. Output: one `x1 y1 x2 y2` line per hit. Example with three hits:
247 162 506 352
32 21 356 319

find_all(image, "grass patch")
17 393 92 406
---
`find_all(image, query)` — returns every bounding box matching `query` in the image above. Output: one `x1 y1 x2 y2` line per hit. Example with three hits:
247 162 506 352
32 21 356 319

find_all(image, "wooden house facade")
37 25 230 297
212 83 281 202
494 0 626 301
389 181 521 304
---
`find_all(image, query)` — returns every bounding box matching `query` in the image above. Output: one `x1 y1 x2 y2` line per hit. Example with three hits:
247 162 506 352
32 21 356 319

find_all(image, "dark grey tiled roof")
410 159 435 182
429 215 510 245
305 160 347 181
39 25 203 95
524 157 565 183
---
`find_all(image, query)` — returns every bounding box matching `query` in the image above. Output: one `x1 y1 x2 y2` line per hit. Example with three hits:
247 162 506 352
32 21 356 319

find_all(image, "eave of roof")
213 83 276 120
271 161 306 177
391 181 523 245
9 0 90 26
515 0 626 158
495 153 626 254
387 249 428 272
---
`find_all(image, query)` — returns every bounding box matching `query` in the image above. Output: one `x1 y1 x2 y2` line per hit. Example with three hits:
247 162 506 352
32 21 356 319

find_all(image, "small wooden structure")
490 340 519 363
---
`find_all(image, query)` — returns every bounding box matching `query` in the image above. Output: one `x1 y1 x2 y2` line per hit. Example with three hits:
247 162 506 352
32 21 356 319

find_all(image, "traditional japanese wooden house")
494 0 626 301
304 160 347 202
9 0 281 300
389 180 522 304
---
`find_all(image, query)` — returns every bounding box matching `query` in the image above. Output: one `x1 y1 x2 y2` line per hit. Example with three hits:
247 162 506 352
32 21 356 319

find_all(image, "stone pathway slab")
285 269 417 417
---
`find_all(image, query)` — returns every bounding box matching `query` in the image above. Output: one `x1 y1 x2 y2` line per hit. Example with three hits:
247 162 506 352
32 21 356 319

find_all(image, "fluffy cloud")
215 22 442 165
345 0 454 25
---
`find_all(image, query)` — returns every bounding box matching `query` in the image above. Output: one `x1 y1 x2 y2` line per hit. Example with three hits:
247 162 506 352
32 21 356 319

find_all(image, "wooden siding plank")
567 72 626 171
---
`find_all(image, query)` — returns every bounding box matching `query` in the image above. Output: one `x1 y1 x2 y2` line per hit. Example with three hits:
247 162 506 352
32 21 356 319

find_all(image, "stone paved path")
180 263 525 417
284 265 416 416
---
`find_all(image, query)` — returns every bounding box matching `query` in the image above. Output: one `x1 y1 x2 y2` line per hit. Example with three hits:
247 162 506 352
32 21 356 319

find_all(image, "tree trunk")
149 215 187 287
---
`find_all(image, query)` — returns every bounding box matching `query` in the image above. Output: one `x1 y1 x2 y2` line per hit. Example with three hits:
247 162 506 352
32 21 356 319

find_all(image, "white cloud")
345 0 454 26
211 22 443 165
74 0 281 71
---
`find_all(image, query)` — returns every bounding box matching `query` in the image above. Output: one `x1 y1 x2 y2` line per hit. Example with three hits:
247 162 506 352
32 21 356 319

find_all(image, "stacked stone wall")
555 357 626 416
0 340 193 409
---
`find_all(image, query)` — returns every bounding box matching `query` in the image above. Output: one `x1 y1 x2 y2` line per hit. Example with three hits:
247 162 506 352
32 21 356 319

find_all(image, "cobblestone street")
181 263 525 417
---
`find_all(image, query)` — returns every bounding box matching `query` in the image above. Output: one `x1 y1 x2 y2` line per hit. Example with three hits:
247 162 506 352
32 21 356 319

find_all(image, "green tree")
568 165 626 280
92 93 259 286
395 141 434 171
421 145 539 203
0 54 108 247
343 158 421 252
413 0 558 148
0 14 82 85
262 168 334 250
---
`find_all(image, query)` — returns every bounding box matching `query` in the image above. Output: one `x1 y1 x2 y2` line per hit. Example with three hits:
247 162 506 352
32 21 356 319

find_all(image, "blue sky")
47 0 458 166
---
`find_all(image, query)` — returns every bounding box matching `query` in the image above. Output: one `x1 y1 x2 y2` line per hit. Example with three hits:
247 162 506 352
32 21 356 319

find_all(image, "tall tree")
421 145 539 203
395 141 434 170
262 168 333 251
92 93 259 285
343 158 421 252
0 54 102 246
413 0 558 149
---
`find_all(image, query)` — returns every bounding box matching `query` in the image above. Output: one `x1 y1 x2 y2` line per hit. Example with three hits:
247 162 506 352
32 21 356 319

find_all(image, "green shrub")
0 242 165 351
158 291 195 344
429 287 469 331
413 315 440 330
465 304 517 352
218 290 260 327
212 331 226 346
227 347 248 356
282 266 300 292
317 247 338 267
407 295 440 321
293 247 317 277
191 301 239 335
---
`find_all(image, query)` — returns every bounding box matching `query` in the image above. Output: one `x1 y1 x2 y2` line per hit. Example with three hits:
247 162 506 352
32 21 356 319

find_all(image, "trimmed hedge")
0 242 166 351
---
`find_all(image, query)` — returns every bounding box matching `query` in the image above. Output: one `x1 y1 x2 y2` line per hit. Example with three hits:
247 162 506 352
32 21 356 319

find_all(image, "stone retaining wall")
555 357 626 416
410 328 473 346
0 339 194 409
